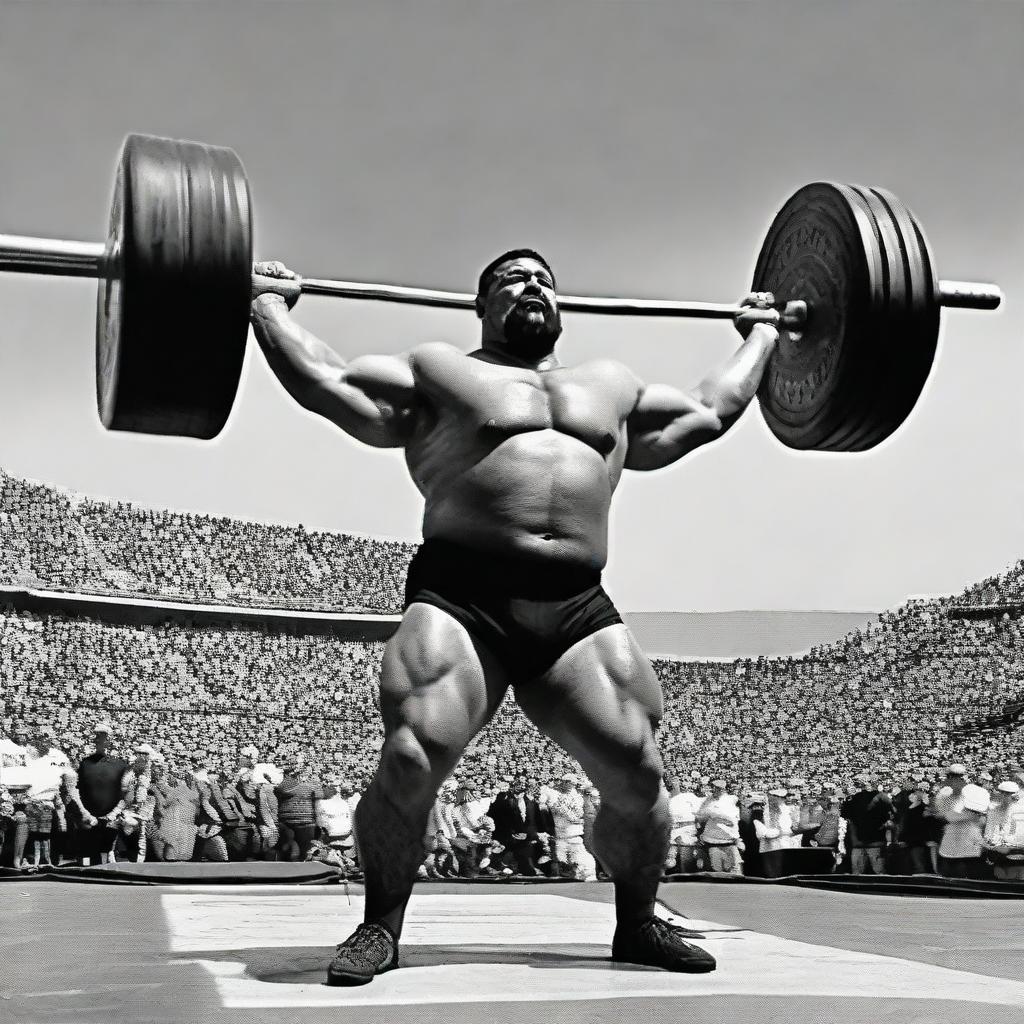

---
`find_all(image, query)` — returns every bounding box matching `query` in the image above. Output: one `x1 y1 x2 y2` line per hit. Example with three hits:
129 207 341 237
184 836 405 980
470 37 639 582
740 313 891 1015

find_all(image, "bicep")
306 351 419 447
625 382 723 470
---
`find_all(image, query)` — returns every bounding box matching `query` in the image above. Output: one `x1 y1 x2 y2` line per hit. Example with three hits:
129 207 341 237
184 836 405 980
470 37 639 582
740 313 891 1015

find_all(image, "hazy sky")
0 1 1021 612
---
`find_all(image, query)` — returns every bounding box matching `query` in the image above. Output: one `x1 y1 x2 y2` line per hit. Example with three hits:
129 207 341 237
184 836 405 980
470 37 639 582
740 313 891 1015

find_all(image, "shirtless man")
250 249 779 984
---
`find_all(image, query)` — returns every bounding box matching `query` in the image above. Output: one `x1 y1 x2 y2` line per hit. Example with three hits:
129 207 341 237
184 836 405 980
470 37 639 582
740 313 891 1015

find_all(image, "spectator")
665 776 703 875
22 727 71 868
738 792 765 876
696 780 742 874
191 769 229 863
931 765 990 880
542 773 596 881
276 757 335 861
316 775 356 865
112 743 155 864
982 781 1024 881
76 723 126 866
151 765 198 862
424 780 459 878
582 785 605 878
451 783 489 877
841 774 893 875
894 782 940 875
488 773 544 876
755 788 795 878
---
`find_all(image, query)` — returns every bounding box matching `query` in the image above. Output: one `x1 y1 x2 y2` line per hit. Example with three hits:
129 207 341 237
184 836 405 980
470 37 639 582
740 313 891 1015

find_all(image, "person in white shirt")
665 776 703 874
696 780 743 874
754 788 795 878
23 727 72 868
982 781 1024 881
316 776 357 870
542 773 597 881
931 764 989 880
0 721 34 790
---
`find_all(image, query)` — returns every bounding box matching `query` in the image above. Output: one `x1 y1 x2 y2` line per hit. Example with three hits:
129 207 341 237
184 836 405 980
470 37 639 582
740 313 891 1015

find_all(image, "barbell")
0 133 1002 449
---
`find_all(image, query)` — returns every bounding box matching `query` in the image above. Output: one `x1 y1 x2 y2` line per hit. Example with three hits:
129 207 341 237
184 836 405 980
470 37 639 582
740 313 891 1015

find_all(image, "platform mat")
1 879 1022 1024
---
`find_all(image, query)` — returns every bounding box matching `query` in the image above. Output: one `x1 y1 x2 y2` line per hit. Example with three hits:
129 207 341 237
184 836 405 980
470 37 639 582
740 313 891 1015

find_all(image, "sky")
0 0 1021 613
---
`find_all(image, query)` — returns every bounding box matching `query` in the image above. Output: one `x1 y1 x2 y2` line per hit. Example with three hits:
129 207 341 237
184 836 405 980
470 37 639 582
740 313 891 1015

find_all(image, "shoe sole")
326 959 398 987
611 955 717 974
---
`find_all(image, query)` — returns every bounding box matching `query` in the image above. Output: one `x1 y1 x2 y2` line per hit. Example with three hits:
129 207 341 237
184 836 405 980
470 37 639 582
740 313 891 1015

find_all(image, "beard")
501 299 562 360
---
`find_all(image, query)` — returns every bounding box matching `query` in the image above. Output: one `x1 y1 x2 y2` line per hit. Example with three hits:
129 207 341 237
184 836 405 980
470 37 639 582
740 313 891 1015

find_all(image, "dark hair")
476 248 556 315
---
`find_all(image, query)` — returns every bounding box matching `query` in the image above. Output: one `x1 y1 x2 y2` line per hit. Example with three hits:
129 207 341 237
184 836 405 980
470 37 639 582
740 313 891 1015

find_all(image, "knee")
381 724 460 793
600 747 664 815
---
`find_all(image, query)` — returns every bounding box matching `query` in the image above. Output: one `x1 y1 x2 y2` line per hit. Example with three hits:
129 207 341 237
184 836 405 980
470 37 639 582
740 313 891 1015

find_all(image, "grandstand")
1 468 1022 786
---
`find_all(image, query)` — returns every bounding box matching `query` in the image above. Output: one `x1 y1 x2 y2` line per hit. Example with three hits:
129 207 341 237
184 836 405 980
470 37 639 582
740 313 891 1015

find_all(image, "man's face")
946 774 966 792
11 727 28 746
481 258 561 360
512 775 526 794
32 735 51 756
93 731 109 750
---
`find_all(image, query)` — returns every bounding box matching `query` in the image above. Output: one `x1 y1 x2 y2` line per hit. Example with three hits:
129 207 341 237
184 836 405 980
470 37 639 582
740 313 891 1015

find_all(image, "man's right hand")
733 292 781 341
252 261 302 311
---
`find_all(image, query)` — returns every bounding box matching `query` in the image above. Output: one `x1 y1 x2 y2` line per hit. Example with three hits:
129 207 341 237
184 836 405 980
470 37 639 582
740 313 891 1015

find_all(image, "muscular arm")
250 295 418 448
625 324 778 471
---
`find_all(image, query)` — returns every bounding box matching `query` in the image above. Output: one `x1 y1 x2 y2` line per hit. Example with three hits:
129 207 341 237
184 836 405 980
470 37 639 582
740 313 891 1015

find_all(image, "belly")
422 430 614 564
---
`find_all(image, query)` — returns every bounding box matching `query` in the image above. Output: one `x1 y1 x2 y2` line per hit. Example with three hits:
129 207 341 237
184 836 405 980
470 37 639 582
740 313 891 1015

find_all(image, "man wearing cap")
982 781 1024 881
76 723 127 866
930 765 990 880
543 774 596 880
112 743 155 863
695 780 742 874
840 774 893 875
754 789 795 878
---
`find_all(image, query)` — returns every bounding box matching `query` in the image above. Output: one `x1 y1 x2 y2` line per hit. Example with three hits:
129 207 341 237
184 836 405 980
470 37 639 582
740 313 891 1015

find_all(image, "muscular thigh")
380 602 510 750
515 624 664 794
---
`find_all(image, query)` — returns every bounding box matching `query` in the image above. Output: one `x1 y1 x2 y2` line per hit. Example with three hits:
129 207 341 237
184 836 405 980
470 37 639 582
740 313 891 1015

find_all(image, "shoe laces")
642 916 696 946
336 922 394 963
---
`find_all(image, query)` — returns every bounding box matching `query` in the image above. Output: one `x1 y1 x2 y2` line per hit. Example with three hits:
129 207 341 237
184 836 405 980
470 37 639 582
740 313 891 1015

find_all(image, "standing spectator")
982 781 1024 881
543 773 596 881
755 788 795 878
251 764 282 861
191 769 228 863
0 721 33 789
22 728 71 868
276 758 336 861
54 768 89 865
152 766 198 863
488 773 544 876
582 785 605 878
424 780 459 878
931 765 990 880
76 723 127 866
809 791 845 871
894 782 940 875
113 744 155 863
738 792 765 877
451 783 488 877
696 780 742 874
665 776 703 875
841 774 893 875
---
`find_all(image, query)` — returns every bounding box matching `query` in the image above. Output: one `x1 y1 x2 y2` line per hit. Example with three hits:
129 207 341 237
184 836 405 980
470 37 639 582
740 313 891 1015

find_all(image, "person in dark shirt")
895 782 941 874
840 775 893 875
275 758 337 861
487 773 545 875
76 723 128 866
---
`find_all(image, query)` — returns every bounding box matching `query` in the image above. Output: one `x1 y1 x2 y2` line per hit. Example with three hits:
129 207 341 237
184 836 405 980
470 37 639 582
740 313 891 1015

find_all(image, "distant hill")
622 610 879 660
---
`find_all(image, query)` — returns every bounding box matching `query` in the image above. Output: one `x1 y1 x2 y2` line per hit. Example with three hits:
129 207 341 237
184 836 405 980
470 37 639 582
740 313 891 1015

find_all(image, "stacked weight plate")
753 182 940 452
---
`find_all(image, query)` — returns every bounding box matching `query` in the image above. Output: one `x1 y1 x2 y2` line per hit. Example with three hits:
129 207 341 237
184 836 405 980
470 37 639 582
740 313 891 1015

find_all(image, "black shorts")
404 539 623 680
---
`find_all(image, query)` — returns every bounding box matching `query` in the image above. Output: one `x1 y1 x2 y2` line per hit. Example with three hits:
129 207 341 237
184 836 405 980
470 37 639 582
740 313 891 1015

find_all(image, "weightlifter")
250 251 780 984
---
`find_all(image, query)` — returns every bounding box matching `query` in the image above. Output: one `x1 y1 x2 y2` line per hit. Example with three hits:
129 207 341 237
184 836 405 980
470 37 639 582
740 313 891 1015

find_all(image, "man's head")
9 722 28 747
476 250 561 361
559 772 578 793
31 728 54 757
665 776 681 795
945 764 968 792
92 722 111 751
997 781 1020 805
511 773 527 795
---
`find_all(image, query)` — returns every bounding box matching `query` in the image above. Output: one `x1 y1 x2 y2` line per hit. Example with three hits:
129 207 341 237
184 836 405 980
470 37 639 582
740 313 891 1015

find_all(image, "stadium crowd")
1 719 1022 881
0 469 414 612
0 470 1022 881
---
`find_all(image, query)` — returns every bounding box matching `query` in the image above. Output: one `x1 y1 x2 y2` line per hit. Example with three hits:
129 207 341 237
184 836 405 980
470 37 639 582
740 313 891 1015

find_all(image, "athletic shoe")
611 916 716 973
326 921 398 986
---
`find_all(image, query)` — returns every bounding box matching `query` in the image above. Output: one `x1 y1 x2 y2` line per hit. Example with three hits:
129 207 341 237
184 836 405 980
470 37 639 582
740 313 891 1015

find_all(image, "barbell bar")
0 133 1003 448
